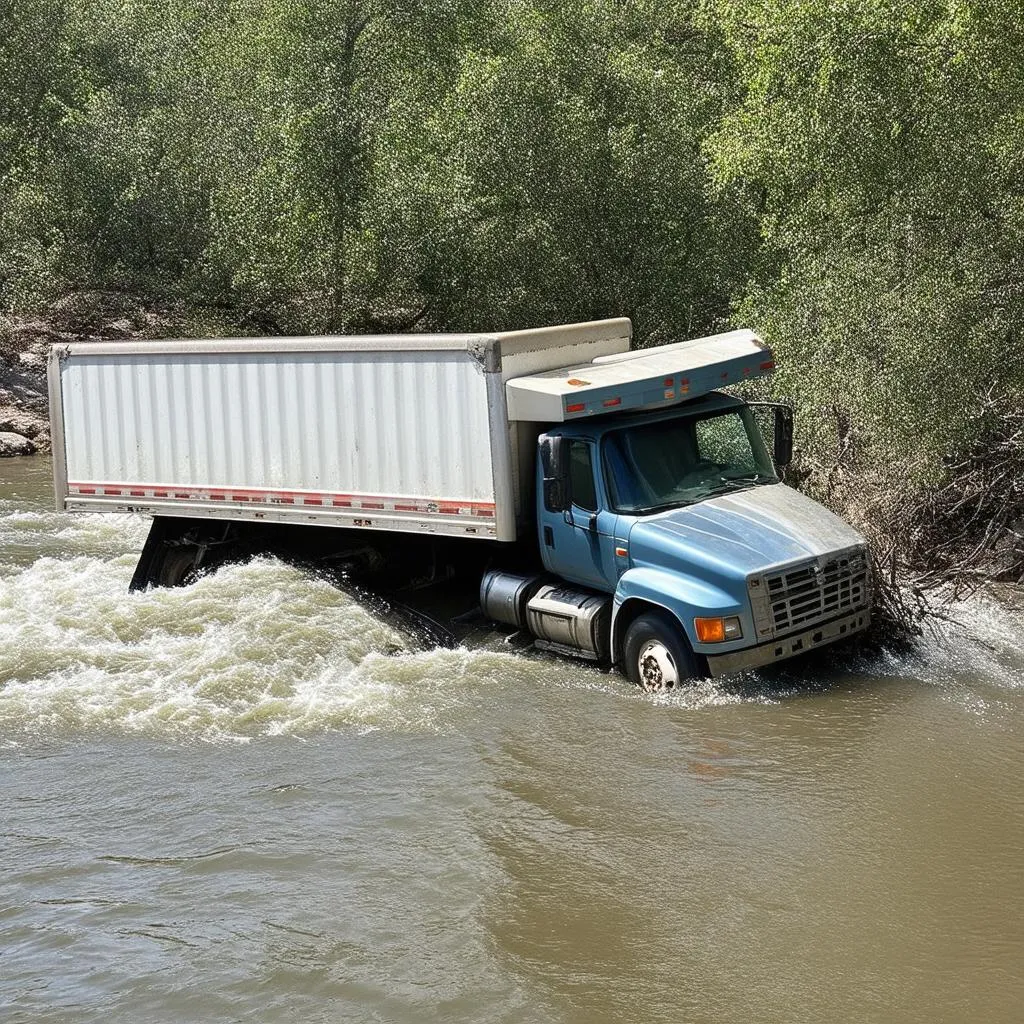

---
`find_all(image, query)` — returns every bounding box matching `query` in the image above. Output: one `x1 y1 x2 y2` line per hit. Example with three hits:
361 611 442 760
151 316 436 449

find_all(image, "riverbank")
0 292 248 457
788 393 1024 633
0 316 51 455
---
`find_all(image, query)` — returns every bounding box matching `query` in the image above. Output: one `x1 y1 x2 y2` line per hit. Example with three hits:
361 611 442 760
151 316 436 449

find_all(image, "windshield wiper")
627 501 685 515
620 475 775 515
720 471 775 483
702 474 774 497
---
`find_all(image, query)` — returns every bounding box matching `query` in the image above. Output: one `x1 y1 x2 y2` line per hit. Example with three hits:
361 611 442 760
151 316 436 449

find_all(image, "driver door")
539 439 620 592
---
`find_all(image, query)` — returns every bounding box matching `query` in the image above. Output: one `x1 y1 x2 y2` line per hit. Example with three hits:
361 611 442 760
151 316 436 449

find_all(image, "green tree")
705 0 1024 484
419 0 754 339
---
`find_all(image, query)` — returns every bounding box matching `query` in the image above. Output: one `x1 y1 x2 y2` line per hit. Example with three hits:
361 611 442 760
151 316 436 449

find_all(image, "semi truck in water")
47 318 871 688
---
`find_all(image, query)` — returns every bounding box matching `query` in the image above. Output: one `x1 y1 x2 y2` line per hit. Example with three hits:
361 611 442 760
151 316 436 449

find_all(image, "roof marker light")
603 397 622 408
566 402 586 413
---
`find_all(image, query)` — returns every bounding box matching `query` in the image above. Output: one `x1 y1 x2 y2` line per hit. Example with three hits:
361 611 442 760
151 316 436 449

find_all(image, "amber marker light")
694 616 743 643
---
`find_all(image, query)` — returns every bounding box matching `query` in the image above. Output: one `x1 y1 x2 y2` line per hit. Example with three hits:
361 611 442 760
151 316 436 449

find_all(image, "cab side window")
569 440 598 511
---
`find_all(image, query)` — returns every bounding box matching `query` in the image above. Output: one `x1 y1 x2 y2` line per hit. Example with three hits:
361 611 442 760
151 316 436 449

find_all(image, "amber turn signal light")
694 616 742 643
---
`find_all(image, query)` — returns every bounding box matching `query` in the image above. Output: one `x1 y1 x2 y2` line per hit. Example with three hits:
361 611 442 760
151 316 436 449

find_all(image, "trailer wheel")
623 611 698 691
157 545 202 588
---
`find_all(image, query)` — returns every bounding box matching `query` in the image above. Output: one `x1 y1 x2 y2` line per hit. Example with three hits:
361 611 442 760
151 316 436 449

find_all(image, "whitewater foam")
1 503 1020 740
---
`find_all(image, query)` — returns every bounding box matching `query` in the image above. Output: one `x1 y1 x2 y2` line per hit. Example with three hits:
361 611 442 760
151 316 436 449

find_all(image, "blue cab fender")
610 566 743 665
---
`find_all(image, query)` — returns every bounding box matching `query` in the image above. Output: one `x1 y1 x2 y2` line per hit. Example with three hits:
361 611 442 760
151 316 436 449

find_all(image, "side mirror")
773 406 794 468
539 434 571 513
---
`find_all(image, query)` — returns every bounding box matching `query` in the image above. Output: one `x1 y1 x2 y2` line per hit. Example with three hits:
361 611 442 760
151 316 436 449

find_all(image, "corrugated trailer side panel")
54 347 503 539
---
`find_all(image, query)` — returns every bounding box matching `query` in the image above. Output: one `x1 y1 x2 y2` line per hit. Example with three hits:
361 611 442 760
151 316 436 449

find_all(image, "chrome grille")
750 549 870 638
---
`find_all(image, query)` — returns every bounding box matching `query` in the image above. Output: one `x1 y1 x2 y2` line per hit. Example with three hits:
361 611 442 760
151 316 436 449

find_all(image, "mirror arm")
746 401 794 469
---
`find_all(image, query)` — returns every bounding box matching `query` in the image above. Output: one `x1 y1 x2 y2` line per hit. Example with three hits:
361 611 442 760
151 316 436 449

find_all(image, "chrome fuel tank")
525 584 611 661
479 570 545 630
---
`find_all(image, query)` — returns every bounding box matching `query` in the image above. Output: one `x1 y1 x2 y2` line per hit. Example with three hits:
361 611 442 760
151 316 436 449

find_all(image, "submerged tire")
623 611 698 691
156 545 202 588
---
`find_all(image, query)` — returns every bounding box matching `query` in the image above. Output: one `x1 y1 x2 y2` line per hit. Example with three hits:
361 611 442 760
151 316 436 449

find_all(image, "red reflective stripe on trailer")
68 482 497 519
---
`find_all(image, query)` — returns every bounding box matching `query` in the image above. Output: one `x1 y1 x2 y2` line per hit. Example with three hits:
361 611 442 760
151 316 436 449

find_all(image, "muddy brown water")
1 456 1021 1023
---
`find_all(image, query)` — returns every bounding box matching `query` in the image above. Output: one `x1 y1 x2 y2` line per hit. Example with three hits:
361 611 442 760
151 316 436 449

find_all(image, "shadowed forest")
2 0 1022 596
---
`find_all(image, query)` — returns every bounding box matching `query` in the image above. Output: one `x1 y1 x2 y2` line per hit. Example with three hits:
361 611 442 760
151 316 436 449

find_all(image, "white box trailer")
48 320 633 542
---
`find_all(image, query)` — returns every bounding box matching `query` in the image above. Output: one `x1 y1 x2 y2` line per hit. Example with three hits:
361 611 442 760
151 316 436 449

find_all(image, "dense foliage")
2 0 1022 490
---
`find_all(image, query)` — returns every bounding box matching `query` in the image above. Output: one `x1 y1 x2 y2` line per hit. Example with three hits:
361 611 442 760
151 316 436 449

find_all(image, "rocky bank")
0 292 243 458
0 318 51 456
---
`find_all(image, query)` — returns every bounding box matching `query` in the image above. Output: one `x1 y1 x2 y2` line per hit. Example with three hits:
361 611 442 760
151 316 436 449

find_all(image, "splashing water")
0 503 549 741
1 474 1020 742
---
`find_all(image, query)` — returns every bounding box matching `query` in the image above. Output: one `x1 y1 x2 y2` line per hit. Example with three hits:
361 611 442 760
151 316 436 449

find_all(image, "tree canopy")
2 0 1021 483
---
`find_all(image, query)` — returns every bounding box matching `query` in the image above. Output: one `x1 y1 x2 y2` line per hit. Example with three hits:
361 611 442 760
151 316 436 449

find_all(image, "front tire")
623 611 699 691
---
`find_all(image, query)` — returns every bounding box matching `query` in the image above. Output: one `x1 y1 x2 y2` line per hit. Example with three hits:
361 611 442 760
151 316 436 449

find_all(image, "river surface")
1 456 1021 1023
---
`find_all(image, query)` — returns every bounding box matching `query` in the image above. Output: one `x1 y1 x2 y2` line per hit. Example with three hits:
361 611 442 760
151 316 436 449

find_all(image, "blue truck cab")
477 327 871 688
529 392 871 686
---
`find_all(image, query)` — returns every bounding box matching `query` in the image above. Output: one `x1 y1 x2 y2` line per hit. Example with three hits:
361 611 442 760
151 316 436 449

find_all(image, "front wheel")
623 611 699 691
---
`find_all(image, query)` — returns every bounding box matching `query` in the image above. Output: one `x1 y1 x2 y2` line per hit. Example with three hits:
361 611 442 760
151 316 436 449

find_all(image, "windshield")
602 407 778 514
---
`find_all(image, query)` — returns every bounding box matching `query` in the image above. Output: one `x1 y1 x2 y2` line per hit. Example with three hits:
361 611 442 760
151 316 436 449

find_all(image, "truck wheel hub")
638 641 677 691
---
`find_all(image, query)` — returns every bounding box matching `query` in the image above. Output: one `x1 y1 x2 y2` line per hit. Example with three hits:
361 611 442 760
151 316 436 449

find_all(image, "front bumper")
705 608 871 678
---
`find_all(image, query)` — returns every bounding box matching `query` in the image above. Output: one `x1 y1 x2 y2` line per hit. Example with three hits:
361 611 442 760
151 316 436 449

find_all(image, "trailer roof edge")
49 319 634 361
